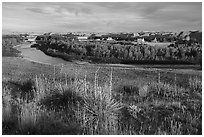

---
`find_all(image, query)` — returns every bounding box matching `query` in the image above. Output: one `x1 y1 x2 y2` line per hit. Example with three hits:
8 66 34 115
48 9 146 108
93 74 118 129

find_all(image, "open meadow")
2 56 202 135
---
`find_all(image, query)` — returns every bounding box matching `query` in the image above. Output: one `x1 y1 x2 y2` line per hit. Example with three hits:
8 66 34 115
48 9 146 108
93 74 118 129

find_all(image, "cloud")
26 3 93 17
135 2 201 21
26 6 61 15
3 2 202 33
59 3 93 16
27 8 49 14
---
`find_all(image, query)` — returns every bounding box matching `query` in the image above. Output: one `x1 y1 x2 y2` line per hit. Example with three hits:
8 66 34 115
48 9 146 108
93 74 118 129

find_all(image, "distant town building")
96 38 101 41
25 35 37 43
107 37 114 41
185 35 190 41
77 36 88 41
95 34 102 37
133 33 140 37
140 33 149 37
152 37 158 43
137 38 145 44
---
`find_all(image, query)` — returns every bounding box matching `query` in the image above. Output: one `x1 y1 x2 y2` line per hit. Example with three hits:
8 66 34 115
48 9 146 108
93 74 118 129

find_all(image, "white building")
107 37 114 41
77 36 88 41
140 33 149 37
137 38 145 44
185 35 190 41
152 37 158 43
133 33 140 37
25 35 37 43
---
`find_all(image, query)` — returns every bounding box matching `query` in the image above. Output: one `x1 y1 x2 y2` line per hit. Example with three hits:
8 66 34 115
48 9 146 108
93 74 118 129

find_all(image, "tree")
124 49 129 60
165 48 171 60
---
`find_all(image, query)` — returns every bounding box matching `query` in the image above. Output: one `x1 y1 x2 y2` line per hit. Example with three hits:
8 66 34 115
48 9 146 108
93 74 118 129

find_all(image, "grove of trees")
36 35 202 65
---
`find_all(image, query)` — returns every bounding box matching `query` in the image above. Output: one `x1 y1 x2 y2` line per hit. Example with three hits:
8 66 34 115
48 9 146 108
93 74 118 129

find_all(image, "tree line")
36 35 202 65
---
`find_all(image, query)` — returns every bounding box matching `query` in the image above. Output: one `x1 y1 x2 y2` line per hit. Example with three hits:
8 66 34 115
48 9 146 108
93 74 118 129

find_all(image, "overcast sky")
2 2 202 33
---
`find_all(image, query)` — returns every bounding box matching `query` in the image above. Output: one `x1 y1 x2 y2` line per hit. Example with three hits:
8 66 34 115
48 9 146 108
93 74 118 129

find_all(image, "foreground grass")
2 57 202 135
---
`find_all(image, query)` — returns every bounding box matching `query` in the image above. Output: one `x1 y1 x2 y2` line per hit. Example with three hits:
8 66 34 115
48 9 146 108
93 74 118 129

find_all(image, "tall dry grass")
2 67 202 135
68 67 123 134
17 100 44 133
189 76 202 95
13 67 123 135
75 84 122 134
2 86 12 123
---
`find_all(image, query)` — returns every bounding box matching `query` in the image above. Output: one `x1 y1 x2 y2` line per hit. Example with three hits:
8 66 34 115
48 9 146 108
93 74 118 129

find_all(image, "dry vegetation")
2 59 202 135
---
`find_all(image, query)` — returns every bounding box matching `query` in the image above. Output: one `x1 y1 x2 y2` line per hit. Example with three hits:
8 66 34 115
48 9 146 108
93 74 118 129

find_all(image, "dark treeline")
36 35 202 65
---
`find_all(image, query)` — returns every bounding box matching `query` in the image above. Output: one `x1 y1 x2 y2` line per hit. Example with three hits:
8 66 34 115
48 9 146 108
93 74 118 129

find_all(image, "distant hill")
177 31 202 44
190 31 202 44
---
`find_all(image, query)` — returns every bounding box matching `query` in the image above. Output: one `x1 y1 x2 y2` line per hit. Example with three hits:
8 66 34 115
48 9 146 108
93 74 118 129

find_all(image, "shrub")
75 80 123 134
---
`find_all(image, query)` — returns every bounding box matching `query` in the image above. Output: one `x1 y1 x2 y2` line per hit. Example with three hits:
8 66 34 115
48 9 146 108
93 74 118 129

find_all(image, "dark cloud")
27 8 48 14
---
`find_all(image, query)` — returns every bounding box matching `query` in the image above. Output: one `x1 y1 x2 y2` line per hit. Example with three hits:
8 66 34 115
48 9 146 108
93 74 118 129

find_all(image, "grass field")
2 57 202 135
145 42 173 47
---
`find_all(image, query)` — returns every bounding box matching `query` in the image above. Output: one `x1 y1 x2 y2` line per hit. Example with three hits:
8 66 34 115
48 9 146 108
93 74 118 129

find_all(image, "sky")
2 2 202 33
